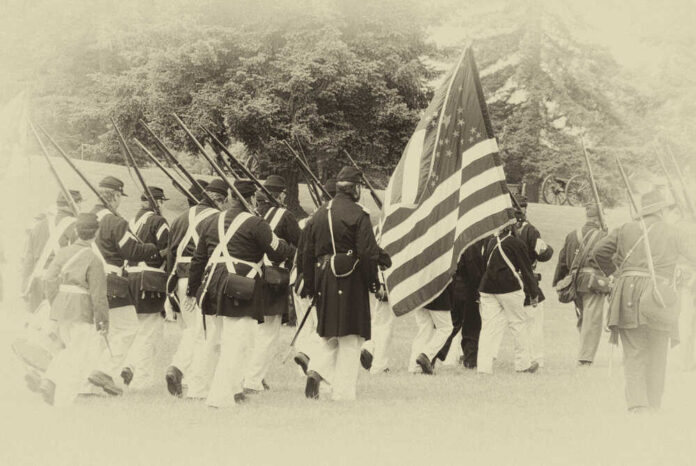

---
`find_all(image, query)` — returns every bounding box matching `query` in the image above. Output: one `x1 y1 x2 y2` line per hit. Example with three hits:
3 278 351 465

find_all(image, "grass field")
0 156 695 466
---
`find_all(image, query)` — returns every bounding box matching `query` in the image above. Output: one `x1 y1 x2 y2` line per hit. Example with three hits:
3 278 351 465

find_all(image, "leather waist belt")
125 265 166 274
208 256 263 276
59 284 89 295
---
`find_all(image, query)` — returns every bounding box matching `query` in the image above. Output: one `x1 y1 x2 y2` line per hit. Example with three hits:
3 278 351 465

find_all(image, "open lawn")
0 157 695 465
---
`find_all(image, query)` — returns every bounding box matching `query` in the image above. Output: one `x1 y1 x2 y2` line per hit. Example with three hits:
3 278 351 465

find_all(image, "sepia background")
0 0 695 465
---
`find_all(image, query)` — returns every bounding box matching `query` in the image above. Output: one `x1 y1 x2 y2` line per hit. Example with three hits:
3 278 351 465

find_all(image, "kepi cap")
206 179 229 197
141 186 168 201
637 190 674 217
336 166 362 184
234 179 257 198
99 176 127 196
263 175 286 192
75 212 99 233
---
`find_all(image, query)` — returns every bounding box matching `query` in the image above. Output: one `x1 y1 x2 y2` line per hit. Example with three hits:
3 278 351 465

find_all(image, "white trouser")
123 313 164 387
528 301 545 365
361 296 395 373
96 305 139 379
293 292 321 361
309 335 364 401
170 278 200 376
186 314 222 398
477 291 532 373
206 316 256 408
244 314 282 391
408 308 453 372
45 321 103 406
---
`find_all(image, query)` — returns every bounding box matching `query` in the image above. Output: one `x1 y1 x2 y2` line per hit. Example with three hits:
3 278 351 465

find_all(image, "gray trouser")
577 292 605 362
618 326 670 410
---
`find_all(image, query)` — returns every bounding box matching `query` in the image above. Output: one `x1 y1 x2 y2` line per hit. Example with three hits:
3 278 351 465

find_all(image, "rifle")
342 149 383 209
139 119 219 209
133 138 197 205
653 142 685 217
36 123 124 220
283 140 331 200
173 113 258 215
287 143 322 207
282 298 316 363
664 142 696 218
200 125 282 208
294 134 323 203
111 118 161 216
580 136 607 231
28 121 80 216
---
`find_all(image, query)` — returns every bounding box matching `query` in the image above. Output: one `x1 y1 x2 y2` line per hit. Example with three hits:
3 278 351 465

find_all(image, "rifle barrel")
173 113 258 215
201 125 282 208
664 143 696 218
133 138 197 204
111 118 161 216
139 119 219 209
29 121 80 216
580 137 607 230
343 149 383 209
36 123 120 218
283 141 330 199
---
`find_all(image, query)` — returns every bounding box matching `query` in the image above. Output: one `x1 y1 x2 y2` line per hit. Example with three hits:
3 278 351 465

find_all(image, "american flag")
379 48 515 316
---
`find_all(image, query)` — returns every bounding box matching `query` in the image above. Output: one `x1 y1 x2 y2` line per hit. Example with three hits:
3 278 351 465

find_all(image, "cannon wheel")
541 174 567 205
565 174 591 206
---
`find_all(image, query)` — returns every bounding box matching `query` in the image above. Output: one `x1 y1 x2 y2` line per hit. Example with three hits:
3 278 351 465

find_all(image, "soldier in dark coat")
244 175 301 393
303 166 381 400
121 187 170 388
513 194 554 367
553 203 609 366
187 179 295 407
163 179 224 397
87 176 160 395
592 190 696 412
477 226 541 374
292 179 337 375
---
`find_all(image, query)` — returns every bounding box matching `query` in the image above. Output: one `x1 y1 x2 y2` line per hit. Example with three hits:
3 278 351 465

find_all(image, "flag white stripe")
388 165 508 263
380 138 500 248
399 128 427 206
387 248 453 306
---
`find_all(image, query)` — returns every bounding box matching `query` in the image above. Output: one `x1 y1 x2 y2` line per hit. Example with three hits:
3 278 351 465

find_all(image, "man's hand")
530 296 539 308
182 296 197 313
375 284 389 302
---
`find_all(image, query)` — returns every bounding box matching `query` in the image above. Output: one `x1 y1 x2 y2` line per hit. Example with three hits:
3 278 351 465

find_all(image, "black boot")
165 366 183 397
305 370 322 399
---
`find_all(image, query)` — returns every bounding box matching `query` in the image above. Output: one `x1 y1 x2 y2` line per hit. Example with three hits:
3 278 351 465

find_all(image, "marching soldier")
477 226 541 374
186 179 295 407
164 179 224 397
292 178 336 375
408 285 453 375
513 194 553 367
593 190 696 412
303 166 381 400
435 238 486 368
13 190 83 377
87 176 160 395
553 203 610 366
171 179 229 399
21 190 83 313
39 213 108 405
244 175 301 393
120 187 170 388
